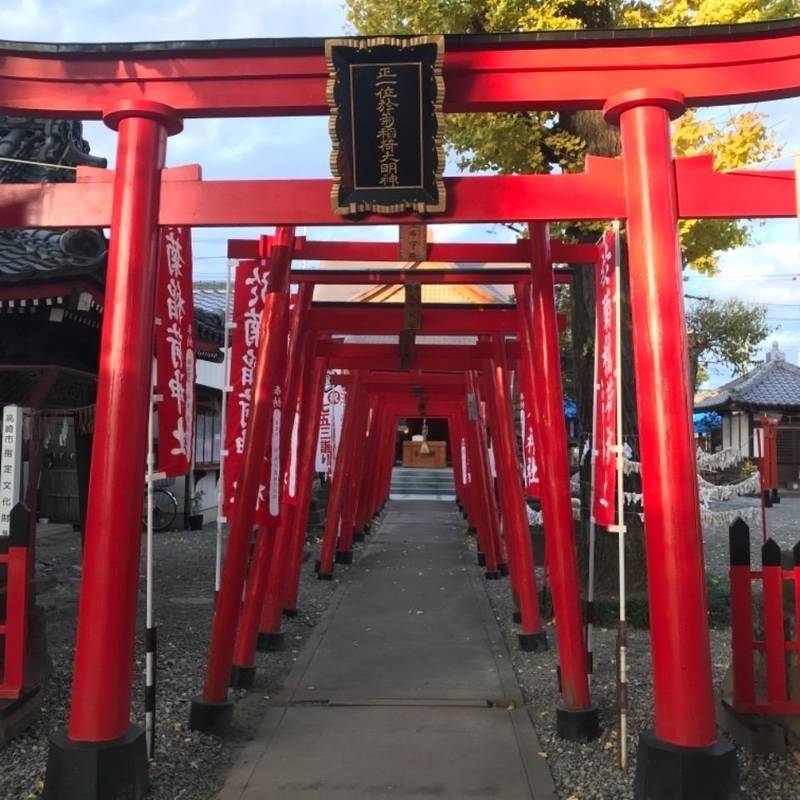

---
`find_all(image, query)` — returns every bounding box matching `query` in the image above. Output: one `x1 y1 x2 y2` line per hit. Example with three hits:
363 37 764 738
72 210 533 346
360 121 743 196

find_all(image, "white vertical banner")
0 405 23 537
315 374 346 474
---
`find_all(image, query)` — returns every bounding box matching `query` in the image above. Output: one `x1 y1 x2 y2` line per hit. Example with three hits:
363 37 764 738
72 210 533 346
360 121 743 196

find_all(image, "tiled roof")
695 345 800 411
0 119 225 350
0 117 108 284
192 287 227 345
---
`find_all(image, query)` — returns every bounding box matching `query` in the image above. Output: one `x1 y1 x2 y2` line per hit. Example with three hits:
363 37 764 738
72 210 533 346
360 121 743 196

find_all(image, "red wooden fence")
729 517 800 714
0 503 30 699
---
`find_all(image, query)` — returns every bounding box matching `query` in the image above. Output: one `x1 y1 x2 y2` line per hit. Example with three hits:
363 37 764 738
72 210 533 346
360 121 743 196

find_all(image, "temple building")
0 117 226 530
695 342 800 486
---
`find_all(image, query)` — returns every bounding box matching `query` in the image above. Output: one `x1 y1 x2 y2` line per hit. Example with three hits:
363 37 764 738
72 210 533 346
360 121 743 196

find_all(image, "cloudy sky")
3 0 799 387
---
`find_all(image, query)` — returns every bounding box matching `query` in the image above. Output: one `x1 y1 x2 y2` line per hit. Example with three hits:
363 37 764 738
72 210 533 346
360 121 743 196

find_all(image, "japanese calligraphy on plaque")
326 36 445 215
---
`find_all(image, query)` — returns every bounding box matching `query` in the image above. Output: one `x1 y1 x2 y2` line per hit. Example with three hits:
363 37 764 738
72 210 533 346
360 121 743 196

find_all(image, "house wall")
722 412 751 457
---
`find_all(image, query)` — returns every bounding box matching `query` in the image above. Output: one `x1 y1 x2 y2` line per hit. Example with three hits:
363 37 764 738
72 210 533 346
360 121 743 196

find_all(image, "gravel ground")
1 519 359 800
482 495 800 800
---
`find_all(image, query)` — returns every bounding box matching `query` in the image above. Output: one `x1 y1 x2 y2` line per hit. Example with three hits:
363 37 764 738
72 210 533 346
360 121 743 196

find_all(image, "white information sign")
0 405 23 537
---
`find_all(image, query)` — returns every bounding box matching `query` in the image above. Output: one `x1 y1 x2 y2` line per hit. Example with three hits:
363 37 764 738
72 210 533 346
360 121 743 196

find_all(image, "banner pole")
145 359 157 759
613 220 628 770
216 259 235 594
587 287 600 682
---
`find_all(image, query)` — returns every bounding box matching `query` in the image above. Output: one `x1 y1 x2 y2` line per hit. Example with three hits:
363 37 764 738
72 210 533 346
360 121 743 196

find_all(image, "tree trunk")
561 110 648 597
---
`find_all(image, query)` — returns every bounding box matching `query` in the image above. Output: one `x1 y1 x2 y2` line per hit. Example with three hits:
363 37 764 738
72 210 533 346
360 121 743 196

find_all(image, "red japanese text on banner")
591 228 619 528
155 227 195 477
315 373 346 476
222 260 269 515
520 393 540 498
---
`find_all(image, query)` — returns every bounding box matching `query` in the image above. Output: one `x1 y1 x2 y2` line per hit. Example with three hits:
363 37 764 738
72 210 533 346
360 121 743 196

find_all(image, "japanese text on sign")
0 406 22 537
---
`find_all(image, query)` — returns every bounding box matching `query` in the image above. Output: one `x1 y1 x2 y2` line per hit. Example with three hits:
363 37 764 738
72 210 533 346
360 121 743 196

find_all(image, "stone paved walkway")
218 500 556 799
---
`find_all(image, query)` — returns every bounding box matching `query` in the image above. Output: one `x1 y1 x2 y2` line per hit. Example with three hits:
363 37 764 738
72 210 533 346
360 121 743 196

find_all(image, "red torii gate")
3 19 800 800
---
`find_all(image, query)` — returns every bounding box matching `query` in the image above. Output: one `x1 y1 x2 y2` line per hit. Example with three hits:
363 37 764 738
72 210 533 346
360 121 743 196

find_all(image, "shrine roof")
2 17 799 55
695 343 800 412
0 118 225 351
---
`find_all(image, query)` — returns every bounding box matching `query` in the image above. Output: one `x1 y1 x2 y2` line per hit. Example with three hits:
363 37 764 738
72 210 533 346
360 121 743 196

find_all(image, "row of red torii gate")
3 18 800 800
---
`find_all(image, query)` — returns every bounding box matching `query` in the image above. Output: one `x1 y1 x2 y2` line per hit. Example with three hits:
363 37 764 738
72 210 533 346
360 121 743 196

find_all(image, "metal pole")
215 258 234 594
145 365 156 759
612 220 628 769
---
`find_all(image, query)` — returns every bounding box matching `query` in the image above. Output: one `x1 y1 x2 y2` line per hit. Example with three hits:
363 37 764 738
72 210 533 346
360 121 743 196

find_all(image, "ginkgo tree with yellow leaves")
345 0 795 593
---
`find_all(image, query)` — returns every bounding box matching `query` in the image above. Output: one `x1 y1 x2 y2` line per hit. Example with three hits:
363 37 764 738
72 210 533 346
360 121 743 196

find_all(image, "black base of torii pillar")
634 732 739 800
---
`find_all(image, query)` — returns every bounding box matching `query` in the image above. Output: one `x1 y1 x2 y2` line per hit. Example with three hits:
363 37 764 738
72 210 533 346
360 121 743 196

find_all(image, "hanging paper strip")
520 393 540 499
315 373 346 475
155 227 196 477
222 260 269 516
591 227 619 528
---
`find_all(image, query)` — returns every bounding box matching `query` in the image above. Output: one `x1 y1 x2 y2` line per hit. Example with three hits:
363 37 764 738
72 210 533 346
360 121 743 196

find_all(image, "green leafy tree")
687 298 772 391
345 0 792 592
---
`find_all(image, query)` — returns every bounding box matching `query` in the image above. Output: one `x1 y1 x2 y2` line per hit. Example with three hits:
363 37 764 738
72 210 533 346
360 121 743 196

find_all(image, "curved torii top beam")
2 20 800 118
1 21 798 229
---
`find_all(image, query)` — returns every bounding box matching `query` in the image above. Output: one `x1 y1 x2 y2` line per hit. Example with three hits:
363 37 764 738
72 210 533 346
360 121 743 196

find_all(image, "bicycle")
142 486 178 532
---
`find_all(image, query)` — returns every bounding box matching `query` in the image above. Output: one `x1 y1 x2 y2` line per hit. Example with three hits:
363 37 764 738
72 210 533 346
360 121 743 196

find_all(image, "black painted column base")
476 551 486 567
518 631 548 652
283 607 299 618
230 665 256 690
189 696 234 735
771 488 780 504
353 531 366 543
484 570 501 580
43 725 148 800
257 631 285 652
634 730 740 800
335 550 353 565
512 610 522 624
317 571 334 581
497 562 509 577
556 704 600 742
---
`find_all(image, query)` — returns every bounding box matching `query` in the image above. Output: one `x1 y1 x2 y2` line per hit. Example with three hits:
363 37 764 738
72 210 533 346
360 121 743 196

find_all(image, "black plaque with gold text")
326 36 445 216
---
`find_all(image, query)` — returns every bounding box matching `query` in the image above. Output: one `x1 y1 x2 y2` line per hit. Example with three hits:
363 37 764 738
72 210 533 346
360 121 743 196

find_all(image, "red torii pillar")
523 228 597 741
460 394 503 577
281 355 329 617
337 390 372 560
317 371 364 578
483 344 546 650
44 100 182 800
190 226 295 733
254 284 316 656
227 284 313 690
604 89 738 796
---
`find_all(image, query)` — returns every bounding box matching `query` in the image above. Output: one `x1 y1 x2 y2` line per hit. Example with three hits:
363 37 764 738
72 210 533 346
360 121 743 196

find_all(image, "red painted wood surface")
2 22 800 117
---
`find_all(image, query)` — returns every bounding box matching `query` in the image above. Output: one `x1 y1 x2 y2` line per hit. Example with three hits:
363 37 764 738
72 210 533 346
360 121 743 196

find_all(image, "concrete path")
218 500 556 800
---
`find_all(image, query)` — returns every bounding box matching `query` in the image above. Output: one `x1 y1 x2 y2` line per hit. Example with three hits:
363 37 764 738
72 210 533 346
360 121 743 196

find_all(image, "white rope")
0 155 78 171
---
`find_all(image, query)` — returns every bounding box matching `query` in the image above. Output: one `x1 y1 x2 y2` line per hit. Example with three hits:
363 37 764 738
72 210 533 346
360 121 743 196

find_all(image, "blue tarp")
693 411 722 434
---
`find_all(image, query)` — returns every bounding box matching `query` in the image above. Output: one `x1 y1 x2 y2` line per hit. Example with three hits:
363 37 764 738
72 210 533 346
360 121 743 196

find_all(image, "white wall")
196 358 225 391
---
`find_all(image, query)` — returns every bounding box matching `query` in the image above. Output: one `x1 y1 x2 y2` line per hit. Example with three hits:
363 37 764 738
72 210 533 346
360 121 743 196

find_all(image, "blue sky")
3 1 800 387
